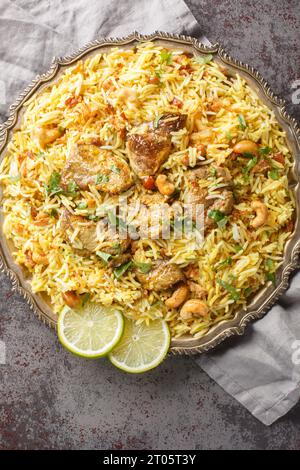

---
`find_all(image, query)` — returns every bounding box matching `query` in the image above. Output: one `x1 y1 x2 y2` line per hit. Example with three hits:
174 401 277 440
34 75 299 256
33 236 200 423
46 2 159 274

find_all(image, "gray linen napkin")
1 0 299 426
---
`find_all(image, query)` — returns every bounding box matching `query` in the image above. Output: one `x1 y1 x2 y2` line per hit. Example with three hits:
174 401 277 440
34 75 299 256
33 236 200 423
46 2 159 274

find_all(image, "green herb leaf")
209 167 217 177
153 115 163 129
217 216 229 229
244 287 253 297
242 157 258 175
49 208 58 218
45 171 63 196
37 150 45 158
81 293 90 307
238 114 247 130
242 152 255 159
154 68 162 79
268 168 279 180
95 173 110 185
233 244 243 253
77 201 88 210
87 214 100 221
266 272 276 284
133 261 152 274
160 50 172 65
113 261 133 279
110 164 121 174
226 132 233 141
195 54 213 65
217 279 240 301
96 250 112 264
266 258 274 270
67 180 78 195
259 146 272 155
208 209 225 223
215 257 232 270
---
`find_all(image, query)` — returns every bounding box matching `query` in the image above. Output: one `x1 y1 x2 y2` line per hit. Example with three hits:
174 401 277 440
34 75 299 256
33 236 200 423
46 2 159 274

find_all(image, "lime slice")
108 318 170 373
57 302 124 358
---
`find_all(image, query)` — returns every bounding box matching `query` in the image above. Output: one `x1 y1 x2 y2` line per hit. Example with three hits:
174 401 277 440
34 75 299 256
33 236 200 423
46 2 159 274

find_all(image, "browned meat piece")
127 113 187 177
205 190 234 228
154 113 187 135
139 192 166 206
136 261 185 291
61 210 99 254
61 210 130 256
61 144 133 194
184 166 232 220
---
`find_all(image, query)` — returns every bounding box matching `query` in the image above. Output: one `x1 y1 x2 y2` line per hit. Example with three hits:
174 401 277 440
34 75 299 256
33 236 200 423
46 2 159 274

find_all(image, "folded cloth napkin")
1 0 299 425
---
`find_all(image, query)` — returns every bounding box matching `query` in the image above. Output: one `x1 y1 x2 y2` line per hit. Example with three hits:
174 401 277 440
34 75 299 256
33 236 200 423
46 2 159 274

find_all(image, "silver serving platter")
0 32 299 355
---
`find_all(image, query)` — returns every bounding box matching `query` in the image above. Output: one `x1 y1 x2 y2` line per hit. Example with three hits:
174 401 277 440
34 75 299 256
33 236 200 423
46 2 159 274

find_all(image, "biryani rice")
0 42 295 338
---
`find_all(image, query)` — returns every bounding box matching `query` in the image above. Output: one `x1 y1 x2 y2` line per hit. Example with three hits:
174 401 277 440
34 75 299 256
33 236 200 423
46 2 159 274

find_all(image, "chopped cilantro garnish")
268 168 279 180
215 257 232 270
266 258 274 270
259 146 272 155
133 261 152 274
95 173 110 185
160 50 172 65
238 114 247 130
242 157 258 175
208 210 228 228
226 132 233 141
266 272 276 284
67 180 78 195
45 171 63 196
81 293 90 307
195 54 213 65
110 164 121 174
208 209 225 223
113 261 133 279
153 115 163 129
49 208 58 218
96 251 112 264
242 152 255 159
217 279 240 301
233 244 243 253
244 287 253 297
77 201 88 210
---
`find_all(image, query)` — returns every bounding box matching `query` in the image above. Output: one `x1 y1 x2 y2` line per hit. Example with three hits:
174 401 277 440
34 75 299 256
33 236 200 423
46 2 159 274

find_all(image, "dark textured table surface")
1 0 300 450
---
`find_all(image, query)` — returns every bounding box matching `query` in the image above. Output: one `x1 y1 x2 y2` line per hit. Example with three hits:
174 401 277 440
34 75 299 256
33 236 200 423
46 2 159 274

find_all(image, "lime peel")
108 318 170 373
57 302 124 358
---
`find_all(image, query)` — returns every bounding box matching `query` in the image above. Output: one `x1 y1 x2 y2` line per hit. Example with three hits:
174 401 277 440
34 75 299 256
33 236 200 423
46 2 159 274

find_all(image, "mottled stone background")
0 0 300 450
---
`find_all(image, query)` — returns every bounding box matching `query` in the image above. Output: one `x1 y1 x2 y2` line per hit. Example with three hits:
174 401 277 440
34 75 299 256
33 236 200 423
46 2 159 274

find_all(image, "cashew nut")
62 291 81 308
180 299 209 320
156 174 175 196
33 126 63 149
117 87 140 109
165 284 189 309
251 200 268 229
233 140 258 155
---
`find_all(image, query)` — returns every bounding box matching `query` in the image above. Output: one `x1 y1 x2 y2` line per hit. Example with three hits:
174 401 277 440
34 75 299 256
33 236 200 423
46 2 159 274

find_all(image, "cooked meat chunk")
184 166 232 220
154 113 187 134
61 210 99 254
61 144 133 194
61 210 130 256
205 190 234 228
127 113 187 177
136 261 185 291
140 192 166 206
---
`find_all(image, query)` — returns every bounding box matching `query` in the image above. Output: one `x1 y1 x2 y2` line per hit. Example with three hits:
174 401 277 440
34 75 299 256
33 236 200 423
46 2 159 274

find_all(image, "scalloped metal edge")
0 31 299 355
